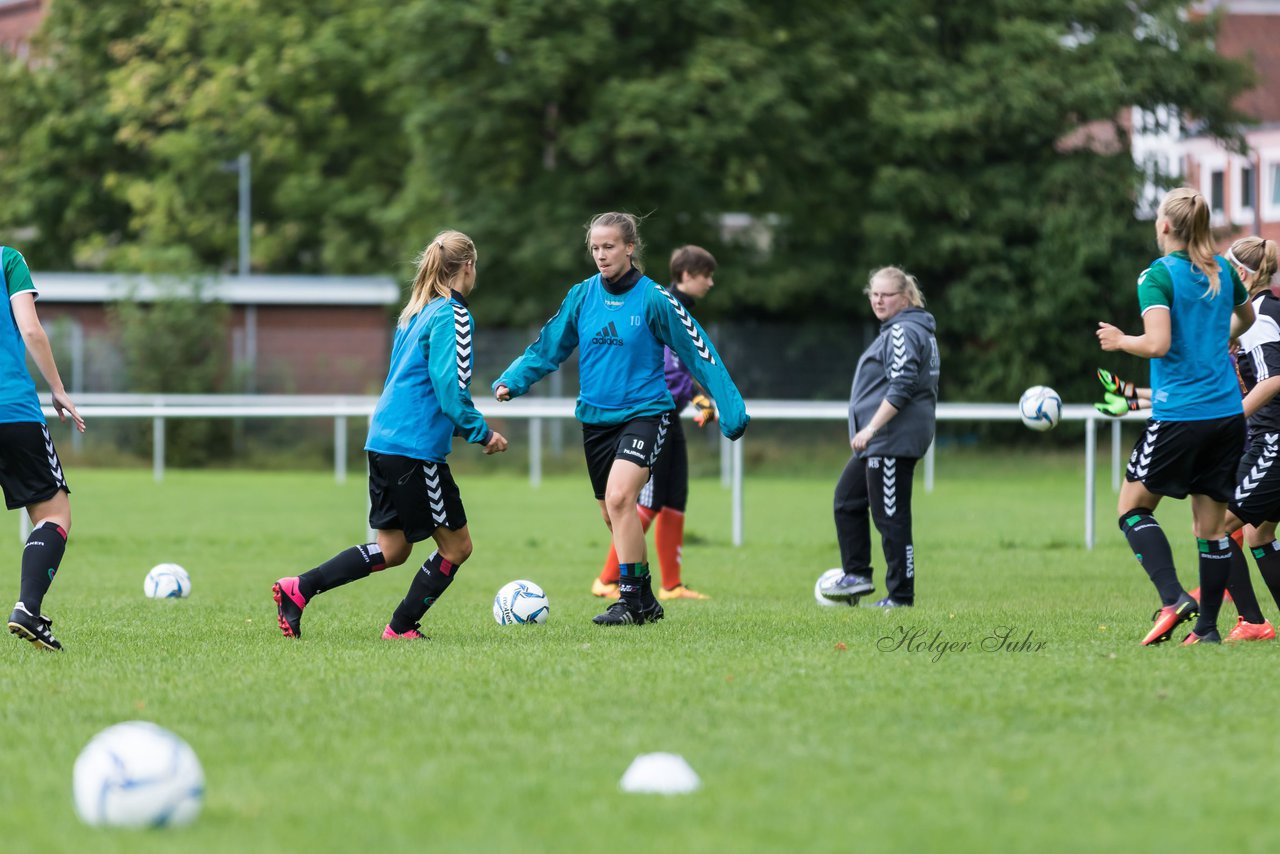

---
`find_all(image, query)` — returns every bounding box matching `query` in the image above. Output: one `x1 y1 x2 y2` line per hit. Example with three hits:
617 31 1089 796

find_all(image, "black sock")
1227 538 1266 624
18 521 67 615
389 551 458 633
297 543 386 600
1251 540 1280 613
1192 537 1233 635
618 562 652 608
1119 510 1182 606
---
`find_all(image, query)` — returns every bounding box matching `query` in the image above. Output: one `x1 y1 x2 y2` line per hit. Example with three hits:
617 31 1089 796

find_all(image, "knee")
1118 507 1154 532
376 537 412 568
439 535 473 566
603 488 634 520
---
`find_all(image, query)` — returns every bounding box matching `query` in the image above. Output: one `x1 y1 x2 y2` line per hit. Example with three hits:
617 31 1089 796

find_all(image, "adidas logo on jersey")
590 321 624 346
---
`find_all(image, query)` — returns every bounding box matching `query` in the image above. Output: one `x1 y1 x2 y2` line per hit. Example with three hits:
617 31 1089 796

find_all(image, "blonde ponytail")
399 230 476 328
1158 187 1220 296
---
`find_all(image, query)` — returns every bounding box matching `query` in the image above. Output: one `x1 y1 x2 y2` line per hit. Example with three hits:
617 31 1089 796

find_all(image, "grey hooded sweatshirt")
848 306 939 459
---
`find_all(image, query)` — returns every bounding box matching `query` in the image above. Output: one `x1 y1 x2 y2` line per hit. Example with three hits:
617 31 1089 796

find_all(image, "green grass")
2 454 1277 852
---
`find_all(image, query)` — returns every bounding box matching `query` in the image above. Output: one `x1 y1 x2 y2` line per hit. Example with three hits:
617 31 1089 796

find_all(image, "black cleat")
820 573 875 602
592 599 665 626
8 602 61 651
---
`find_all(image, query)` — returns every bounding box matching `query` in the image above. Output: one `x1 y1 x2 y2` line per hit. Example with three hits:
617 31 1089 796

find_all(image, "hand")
852 426 876 452
494 385 511 402
1096 322 1124 352
691 394 717 428
1096 368 1135 398
483 431 508 454
52 390 85 433
1093 392 1132 418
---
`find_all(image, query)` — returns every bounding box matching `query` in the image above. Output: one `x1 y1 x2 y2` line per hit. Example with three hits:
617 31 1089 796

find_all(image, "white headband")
1227 246 1257 276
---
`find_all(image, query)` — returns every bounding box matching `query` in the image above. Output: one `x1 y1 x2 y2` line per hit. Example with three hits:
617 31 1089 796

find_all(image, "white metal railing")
29 395 1132 549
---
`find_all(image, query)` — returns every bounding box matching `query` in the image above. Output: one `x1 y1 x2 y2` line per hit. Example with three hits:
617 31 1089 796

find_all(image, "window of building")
1242 166 1256 210
1211 170 1225 212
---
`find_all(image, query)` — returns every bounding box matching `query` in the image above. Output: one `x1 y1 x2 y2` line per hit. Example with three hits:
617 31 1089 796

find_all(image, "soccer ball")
1019 385 1062 432
144 564 191 599
72 721 205 828
814 569 856 608
493 580 550 625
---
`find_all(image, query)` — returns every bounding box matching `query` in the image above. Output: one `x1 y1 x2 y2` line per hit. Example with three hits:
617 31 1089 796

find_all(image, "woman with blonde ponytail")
273 230 508 641
1097 187 1255 646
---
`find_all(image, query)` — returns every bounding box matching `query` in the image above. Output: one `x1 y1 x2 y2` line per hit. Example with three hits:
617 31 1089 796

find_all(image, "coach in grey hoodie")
820 267 939 608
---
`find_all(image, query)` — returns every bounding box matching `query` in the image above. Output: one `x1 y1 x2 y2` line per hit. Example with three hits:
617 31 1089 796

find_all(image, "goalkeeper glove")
691 394 717 427
1094 392 1140 417
1096 368 1136 399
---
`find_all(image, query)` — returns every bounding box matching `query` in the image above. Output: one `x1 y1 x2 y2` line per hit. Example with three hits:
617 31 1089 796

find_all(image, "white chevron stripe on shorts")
649 412 670 468
655 284 715 365
452 304 473 390
1127 420 1161 480
422 462 447 526
1236 433 1279 502
41 425 66 488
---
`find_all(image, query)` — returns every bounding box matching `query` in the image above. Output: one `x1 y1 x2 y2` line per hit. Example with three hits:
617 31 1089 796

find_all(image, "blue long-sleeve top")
366 290 492 462
494 269 749 439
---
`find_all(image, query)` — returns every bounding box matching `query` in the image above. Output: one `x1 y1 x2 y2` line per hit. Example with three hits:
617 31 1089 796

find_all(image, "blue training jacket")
366 292 492 462
494 273 749 439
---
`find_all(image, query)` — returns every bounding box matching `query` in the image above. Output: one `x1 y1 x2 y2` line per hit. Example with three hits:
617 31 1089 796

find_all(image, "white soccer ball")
493 579 550 625
814 568 857 607
72 721 204 828
144 564 191 599
1019 385 1062 432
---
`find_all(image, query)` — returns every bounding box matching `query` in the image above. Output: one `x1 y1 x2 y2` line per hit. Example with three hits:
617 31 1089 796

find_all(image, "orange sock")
600 506 656 584
654 508 685 589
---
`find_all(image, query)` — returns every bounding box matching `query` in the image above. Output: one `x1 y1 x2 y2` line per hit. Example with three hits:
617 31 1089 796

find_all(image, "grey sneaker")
866 596 912 609
820 573 874 601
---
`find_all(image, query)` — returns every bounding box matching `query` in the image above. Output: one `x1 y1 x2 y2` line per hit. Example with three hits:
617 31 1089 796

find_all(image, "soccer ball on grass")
493 580 550 625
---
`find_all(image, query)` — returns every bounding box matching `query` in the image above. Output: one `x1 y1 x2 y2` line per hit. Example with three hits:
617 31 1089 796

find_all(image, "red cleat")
1142 593 1198 646
1224 616 1277 642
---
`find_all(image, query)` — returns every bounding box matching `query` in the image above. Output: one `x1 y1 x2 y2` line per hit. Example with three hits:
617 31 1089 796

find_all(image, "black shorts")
1229 431 1280 525
0 421 70 510
1125 415 1245 502
582 413 671 500
367 452 467 541
639 416 687 512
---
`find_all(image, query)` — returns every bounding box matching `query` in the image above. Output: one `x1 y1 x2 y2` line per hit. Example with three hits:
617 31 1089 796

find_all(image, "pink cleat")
381 623 427 640
272 577 307 638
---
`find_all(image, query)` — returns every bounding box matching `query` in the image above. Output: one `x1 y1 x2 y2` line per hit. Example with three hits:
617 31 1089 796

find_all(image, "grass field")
3 452 1279 852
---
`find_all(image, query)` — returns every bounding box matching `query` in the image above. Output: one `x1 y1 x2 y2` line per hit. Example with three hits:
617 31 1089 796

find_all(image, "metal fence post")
19 511 29 542
153 415 165 483
530 417 542 489
924 439 935 494
1085 416 1096 550
334 416 347 484
731 437 744 547
720 429 731 489
1111 420 1122 493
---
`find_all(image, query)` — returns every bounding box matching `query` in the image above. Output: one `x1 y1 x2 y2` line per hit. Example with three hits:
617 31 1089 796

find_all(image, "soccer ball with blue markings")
72 721 205 828
144 563 190 599
1019 386 1062 432
493 580 550 625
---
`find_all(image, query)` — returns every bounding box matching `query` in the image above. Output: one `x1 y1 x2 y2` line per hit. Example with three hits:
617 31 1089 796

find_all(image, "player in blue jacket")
2 247 85 651
274 231 507 640
1098 188 1254 645
494 212 749 626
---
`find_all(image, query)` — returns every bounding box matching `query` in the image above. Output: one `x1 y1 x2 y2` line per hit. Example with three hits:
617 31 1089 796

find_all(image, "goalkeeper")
593 246 721 602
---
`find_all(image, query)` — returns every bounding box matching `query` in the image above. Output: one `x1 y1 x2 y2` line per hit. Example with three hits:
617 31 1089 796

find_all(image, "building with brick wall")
1135 1 1280 242
34 273 400 394
0 0 43 58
